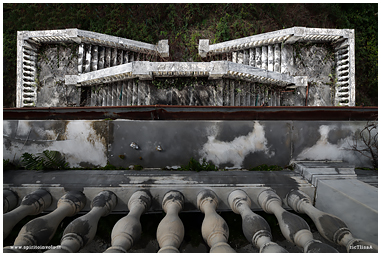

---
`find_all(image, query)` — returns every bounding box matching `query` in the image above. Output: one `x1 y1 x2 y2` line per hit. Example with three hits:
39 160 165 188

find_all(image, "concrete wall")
3 120 375 169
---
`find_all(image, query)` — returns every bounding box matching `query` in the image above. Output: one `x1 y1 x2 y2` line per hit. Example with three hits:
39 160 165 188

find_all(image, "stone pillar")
91 45 98 71
232 51 238 63
78 43 84 74
197 189 236 253
157 191 185 253
274 44 281 73
3 189 52 239
4 191 86 253
45 191 118 253
228 190 288 253
257 189 338 253
3 189 18 213
261 46 267 70
267 45 274 71
104 190 151 253
98 46 105 70
288 189 378 253
84 44 92 73
255 47 261 68
249 48 255 67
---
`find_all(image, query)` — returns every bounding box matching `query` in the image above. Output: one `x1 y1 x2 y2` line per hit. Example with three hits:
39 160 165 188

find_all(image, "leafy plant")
21 150 69 171
250 164 283 171
180 157 218 172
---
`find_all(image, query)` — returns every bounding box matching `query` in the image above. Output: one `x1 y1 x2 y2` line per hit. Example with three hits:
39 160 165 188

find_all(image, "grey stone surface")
37 45 80 107
3 169 315 212
3 120 376 169
315 178 378 245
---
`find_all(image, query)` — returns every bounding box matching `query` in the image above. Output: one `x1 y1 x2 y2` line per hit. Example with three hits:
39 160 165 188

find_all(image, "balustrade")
287 189 378 253
104 190 151 253
157 191 185 253
2 187 375 253
3 189 52 239
257 189 339 253
3 191 86 253
45 191 117 253
3 189 18 213
228 190 287 253
197 189 236 253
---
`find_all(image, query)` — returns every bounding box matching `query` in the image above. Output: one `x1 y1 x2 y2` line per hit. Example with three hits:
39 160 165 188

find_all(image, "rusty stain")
3 106 378 121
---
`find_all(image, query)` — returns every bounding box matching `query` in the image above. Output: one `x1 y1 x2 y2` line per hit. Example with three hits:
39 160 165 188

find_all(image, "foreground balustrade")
197 189 236 253
157 191 185 253
3 189 18 213
287 189 378 253
45 191 117 253
257 189 338 253
228 190 288 253
3 185 376 253
3 189 52 239
3 191 86 253
104 190 152 253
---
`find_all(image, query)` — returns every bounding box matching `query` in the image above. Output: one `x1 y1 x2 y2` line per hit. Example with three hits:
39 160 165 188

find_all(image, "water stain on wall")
199 121 274 168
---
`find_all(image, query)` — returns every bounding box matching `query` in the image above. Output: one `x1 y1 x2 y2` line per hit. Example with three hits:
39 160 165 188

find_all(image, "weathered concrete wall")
3 120 375 169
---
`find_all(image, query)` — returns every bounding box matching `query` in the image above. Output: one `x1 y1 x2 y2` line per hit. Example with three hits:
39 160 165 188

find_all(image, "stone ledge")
3 169 314 212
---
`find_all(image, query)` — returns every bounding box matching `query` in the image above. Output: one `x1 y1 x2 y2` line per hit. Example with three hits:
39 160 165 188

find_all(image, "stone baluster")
197 189 236 253
4 191 86 253
157 191 185 253
228 190 288 253
274 44 281 73
267 45 274 71
255 47 261 68
3 189 52 239
249 48 255 67
78 43 84 74
257 189 338 253
84 44 91 73
3 189 18 213
287 189 378 253
45 191 117 253
261 46 267 70
104 190 151 253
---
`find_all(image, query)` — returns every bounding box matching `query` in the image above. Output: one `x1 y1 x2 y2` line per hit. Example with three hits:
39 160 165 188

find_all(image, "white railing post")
4 191 86 253
104 190 151 253
3 189 18 213
197 189 236 253
228 190 288 253
45 191 118 253
257 189 338 253
157 191 185 253
287 189 378 253
3 189 52 239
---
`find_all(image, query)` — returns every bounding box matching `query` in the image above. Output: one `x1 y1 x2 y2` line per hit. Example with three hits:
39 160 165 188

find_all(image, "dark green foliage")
21 150 69 171
250 164 283 171
180 157 218 172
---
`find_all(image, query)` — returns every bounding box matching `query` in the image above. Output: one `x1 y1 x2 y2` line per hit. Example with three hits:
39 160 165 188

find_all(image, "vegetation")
180 157 218 172
3 3 377 107
20 150 69 171
250 164 283 171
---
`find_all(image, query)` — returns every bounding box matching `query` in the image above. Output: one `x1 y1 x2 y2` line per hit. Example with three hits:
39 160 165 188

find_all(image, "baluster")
3 189 18 213
45 191 117 253
228 190 287 253
257 189 338 253
104 190 151 253
157 191 185 253
197 189 236 253
287 189 378 253
3 189 52 239
4 191 86 252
